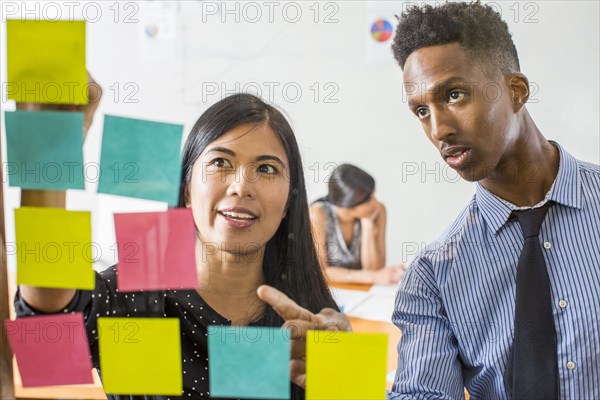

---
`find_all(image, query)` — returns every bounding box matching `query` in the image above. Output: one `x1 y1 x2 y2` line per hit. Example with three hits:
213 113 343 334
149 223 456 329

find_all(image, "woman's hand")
257 285 351 388
360 198 384 223
370 263 406 284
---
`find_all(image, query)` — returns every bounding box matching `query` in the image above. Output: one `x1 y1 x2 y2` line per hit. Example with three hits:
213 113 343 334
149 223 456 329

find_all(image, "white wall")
1 1 598 270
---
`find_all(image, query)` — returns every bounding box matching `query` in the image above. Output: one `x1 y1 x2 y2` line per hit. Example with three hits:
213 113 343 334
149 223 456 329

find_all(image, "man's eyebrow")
433 76 470 93
407 76 470 108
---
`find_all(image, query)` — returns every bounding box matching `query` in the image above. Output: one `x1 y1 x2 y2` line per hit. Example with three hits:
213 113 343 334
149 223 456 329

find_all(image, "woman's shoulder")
98 264 118 285
309 202 329 225
311 198 328 206
311 199 335 214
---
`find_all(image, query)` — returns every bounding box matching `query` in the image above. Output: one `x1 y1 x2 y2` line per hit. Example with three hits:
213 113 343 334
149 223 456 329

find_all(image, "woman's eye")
448 90 465 103
258 164 277 174
211 158 232 168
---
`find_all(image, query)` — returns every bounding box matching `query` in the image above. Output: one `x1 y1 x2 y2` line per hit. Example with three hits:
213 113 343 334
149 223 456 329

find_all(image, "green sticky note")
7 20 87 104
15 207 94 290
98 318 182 395
5 111 85 190
208 326 290 399
98 115 183 205
306 331 387 400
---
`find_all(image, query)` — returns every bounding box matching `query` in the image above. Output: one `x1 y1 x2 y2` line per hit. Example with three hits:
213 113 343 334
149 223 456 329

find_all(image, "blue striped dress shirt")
389 143 600 399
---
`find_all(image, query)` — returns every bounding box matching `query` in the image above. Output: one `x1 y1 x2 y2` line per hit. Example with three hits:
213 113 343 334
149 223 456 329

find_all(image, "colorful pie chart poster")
370 19 393 42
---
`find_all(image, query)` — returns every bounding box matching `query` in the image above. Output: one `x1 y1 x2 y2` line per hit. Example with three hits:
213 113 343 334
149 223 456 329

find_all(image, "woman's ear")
184 185 191 208
508 73 530 112
282 196 292 220
282 203 289 220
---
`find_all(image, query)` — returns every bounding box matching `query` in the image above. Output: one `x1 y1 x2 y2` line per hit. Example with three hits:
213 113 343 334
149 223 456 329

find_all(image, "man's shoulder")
558 143 599 183
577 158 600 180
413 195 479 265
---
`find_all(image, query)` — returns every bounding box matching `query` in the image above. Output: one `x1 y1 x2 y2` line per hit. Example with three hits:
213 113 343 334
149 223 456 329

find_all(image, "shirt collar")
475 141 582 234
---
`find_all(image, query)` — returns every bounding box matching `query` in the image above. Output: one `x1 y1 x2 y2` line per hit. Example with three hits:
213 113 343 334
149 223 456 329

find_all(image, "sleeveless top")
314 200 362 270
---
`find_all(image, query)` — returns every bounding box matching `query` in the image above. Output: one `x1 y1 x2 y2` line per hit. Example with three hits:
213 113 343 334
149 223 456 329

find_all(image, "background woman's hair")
326 164 375 208
178 92 338 316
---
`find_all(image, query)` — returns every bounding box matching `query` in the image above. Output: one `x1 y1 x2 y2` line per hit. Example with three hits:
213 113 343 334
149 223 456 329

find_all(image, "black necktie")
506 201 559 399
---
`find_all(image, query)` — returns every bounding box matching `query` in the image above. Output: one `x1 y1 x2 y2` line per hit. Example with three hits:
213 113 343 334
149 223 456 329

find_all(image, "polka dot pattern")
14 265 278 400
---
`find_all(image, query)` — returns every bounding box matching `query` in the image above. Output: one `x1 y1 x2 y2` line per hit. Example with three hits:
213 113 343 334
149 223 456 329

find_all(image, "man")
389 2 599 398
260 2 599 399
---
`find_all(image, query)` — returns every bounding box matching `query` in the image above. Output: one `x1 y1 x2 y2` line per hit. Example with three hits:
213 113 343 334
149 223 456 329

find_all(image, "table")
14 364 107 400
331 282 470 399
330 281 401 388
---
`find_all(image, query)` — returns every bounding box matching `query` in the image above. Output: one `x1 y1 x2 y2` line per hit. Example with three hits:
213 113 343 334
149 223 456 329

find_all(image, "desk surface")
7 272 108 400
330 281 401 386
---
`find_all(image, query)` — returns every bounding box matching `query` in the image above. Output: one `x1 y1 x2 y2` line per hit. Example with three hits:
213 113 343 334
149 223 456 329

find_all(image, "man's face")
403 42 521 183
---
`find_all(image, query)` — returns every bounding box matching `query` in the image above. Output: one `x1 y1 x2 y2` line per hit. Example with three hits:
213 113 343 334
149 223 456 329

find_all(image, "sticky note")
98 318 182 395
208 326 290 399
4 110 85 190
15 207 94 290
7 20 87 104
98 115 183 205
114 209 197 291
306 331 387 400
5 313 93 387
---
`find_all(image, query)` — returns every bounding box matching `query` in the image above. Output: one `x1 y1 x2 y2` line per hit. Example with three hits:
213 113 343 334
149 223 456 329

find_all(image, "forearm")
360 220 385 270
19 285 76 313
390 263 465 399
19 190 72 311
325 266 375 284
21 190 66 208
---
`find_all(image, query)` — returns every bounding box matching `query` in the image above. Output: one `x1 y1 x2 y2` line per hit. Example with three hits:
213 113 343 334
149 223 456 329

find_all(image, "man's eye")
258 164 276 174
416 107 430 119
448 90 465 103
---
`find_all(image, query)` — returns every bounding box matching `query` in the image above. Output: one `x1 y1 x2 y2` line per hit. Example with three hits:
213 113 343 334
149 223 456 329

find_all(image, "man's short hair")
392 1 520 76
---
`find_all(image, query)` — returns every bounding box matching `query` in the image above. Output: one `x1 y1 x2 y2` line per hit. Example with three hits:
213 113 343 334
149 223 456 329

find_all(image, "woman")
310 164 405 284
15 93 338 399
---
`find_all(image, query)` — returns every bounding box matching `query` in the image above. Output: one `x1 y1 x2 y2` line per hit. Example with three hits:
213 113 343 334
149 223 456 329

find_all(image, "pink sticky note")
5 313 93 387
114 209 197 291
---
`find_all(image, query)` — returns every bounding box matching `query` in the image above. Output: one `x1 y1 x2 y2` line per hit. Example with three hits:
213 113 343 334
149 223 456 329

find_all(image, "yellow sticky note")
306 330 387 400
15 207 94 290
98 318 182 396
7 20 87 104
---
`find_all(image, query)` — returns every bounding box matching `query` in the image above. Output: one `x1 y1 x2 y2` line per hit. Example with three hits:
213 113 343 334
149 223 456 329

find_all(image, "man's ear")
508 73 530 112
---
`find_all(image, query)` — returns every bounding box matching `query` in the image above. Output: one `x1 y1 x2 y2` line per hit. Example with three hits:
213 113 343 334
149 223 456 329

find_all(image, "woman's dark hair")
325 164 375 208
178 92 338 318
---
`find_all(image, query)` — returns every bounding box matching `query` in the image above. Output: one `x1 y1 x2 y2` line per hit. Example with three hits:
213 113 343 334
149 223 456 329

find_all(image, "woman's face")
186 123 290 255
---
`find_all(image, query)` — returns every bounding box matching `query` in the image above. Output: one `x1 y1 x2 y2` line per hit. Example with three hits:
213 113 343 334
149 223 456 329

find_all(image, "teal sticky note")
98 115 183 205
4 111 85 190
208 326 290 400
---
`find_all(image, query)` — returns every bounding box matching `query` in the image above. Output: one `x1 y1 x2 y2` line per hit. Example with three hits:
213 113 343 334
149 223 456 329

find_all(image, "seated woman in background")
310 164 405 284
15 93 338 400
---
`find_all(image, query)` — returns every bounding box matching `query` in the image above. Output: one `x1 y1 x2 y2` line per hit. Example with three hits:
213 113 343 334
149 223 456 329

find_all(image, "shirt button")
559 299 568 308
543 241 552 249
567 361 576 370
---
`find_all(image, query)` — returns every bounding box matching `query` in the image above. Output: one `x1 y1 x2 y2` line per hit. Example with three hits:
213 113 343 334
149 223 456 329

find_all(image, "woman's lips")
218 209 257 228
